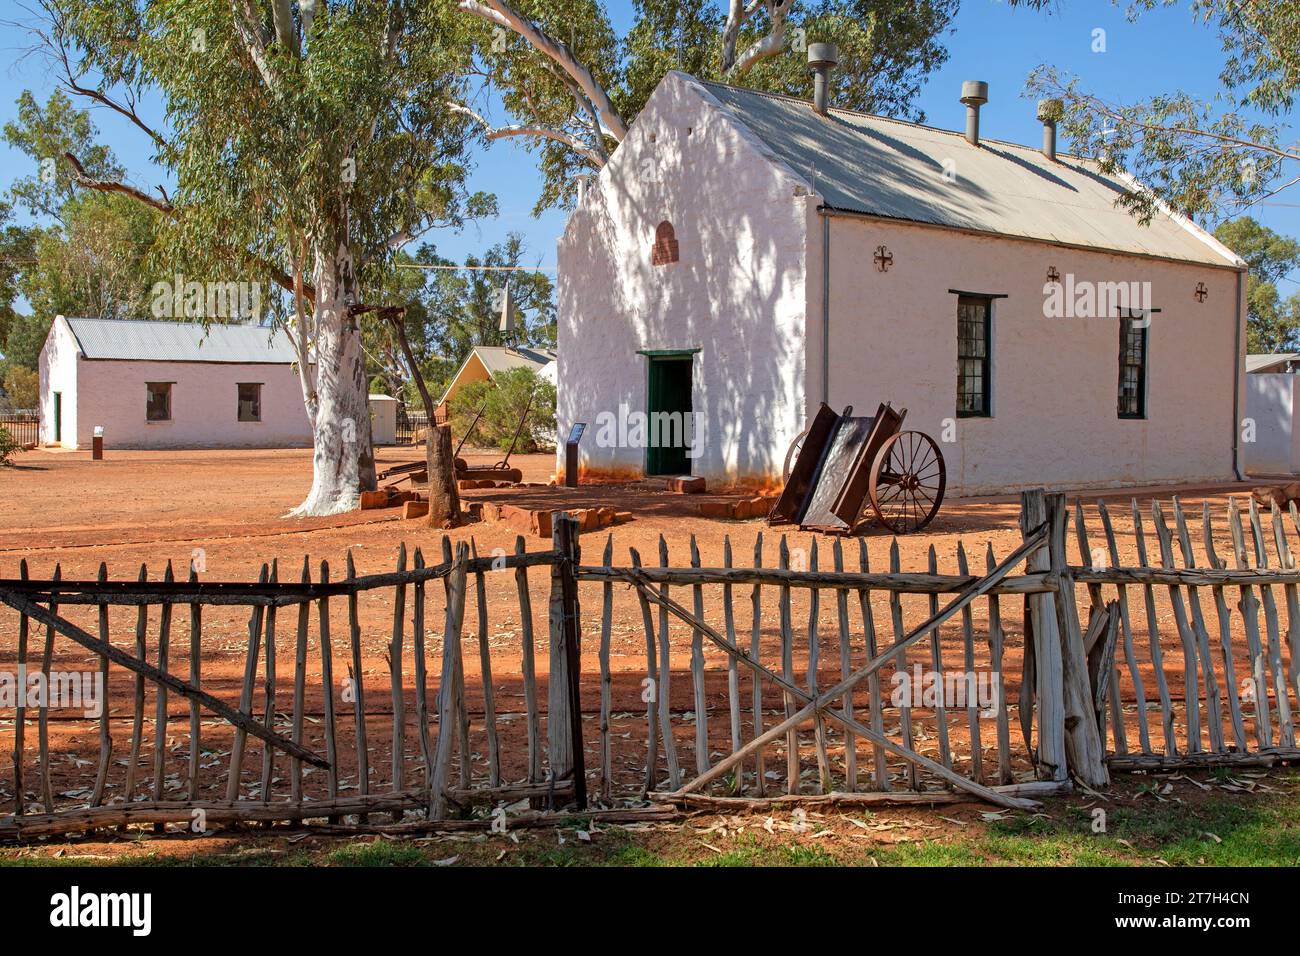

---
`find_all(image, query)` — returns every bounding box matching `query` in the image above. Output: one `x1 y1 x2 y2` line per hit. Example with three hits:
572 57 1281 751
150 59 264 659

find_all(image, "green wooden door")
53 392 61 443
646 355 693 475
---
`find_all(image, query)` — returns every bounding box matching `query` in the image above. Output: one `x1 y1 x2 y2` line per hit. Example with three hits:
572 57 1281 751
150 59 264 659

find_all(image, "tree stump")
427 423 462 529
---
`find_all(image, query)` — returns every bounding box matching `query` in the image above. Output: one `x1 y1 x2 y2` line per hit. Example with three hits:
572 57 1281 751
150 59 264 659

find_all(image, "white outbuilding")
556 67 1248 496
38 316 314 449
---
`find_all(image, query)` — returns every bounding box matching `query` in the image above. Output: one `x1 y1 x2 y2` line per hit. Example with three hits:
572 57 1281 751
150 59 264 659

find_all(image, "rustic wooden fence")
2 488 1298 840
0 536 597 840
1072 493 1300 770
577 517 1058 811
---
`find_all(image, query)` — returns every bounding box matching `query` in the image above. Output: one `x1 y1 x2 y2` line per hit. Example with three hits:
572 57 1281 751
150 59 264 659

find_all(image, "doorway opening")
53 392 62 444
646 353 694 476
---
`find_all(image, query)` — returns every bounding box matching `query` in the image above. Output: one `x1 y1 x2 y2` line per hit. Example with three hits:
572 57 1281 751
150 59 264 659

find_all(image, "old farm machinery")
769 402 946 534
377 388 539 487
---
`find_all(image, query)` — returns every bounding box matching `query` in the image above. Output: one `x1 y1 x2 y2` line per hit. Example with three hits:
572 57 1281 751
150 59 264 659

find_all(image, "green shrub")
0 425 19 466
449 366 556 454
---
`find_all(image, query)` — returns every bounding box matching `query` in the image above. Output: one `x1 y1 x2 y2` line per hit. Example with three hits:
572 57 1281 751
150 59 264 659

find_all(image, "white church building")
556 61 1247 497
38 316 314 449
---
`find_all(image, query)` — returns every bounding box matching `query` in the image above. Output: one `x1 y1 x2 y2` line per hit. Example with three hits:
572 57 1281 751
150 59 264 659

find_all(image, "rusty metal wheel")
782 428 809 483
867 430 946 533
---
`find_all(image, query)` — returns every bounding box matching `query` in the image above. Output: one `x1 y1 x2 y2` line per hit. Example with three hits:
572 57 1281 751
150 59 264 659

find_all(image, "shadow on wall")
562 75 807 487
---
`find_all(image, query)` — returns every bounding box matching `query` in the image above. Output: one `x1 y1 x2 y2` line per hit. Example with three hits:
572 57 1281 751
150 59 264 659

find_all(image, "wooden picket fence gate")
1071 493 1300 769
1 488 1298 840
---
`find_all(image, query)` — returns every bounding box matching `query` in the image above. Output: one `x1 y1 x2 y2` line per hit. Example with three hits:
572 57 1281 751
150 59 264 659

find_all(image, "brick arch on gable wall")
652 221 679 265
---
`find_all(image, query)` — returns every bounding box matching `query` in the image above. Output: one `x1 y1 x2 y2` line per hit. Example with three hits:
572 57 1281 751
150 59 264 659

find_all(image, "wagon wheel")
782 428 809 483
867 430 946 533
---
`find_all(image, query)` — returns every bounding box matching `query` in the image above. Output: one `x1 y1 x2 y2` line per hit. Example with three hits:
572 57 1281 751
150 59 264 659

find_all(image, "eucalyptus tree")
452 0 973 211
1016 0 1300 224
1214 217 1300 352
32 0 491 514
417 234 555 360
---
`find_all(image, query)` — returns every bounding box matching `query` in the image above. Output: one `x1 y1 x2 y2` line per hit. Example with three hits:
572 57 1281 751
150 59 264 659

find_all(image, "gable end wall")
556 72 813 488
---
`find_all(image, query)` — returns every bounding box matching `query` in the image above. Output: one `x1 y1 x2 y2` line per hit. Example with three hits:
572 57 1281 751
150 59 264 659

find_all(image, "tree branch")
720 0 760 75
63 151 173 213
64 152 315 304
1066 89 1300 165
231 0 279 91
53 43 167 150
448 103 606 166
300 0 320 36
725 0 793 78
457 0 628 142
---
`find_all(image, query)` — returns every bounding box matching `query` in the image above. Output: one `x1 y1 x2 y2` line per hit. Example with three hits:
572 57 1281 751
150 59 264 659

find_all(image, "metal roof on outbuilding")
435 345 557 408
1246 353 1300 373
693 77 1242 269
472 345 557 377
63 317 299 364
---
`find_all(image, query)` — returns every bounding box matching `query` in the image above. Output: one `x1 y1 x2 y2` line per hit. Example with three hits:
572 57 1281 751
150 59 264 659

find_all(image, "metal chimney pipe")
960 80 989 147
808 43 839 115
1037 98 1063 162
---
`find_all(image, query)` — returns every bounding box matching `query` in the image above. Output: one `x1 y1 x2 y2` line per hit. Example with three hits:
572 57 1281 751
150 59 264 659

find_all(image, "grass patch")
325 840 431 867
2 772 1296 867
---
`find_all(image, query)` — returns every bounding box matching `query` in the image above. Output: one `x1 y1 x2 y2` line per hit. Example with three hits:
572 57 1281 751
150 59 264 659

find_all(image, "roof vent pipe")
960 80 989 147
1037 98 1063 162
808 43 839 115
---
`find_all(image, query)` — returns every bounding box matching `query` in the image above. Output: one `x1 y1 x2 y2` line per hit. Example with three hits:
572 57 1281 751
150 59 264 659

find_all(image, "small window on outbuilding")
146 382 172 422
652 221 679 265
238 383 262 422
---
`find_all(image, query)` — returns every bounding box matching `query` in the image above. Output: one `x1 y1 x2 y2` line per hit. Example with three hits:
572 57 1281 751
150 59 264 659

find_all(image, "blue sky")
1 0 1296 289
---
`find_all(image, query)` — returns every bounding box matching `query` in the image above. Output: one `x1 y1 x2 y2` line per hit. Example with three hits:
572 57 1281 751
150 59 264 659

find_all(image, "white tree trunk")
289 241 377 516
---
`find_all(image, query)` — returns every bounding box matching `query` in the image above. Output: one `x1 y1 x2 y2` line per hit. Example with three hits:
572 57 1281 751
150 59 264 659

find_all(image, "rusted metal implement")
770 402 946 534
380 390 537 487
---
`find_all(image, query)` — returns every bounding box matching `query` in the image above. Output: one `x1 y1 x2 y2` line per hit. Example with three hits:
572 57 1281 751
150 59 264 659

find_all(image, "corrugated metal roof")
1246 353 1300 373
473 345 557 377
695 78 1241 268
436 345 558 407
64 317 299 364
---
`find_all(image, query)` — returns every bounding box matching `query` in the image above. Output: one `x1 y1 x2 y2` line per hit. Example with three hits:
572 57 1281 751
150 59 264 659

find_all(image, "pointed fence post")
1044 492 1110 787
1021 490 1068 781
548 513 586 809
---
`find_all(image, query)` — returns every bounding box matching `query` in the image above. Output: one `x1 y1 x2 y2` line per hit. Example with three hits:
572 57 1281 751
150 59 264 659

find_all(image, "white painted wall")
37 316 80 447
1244 373 1299 475
557 71 811 489
71 358 312 449
557 72 1246 497
821 216 1243 495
